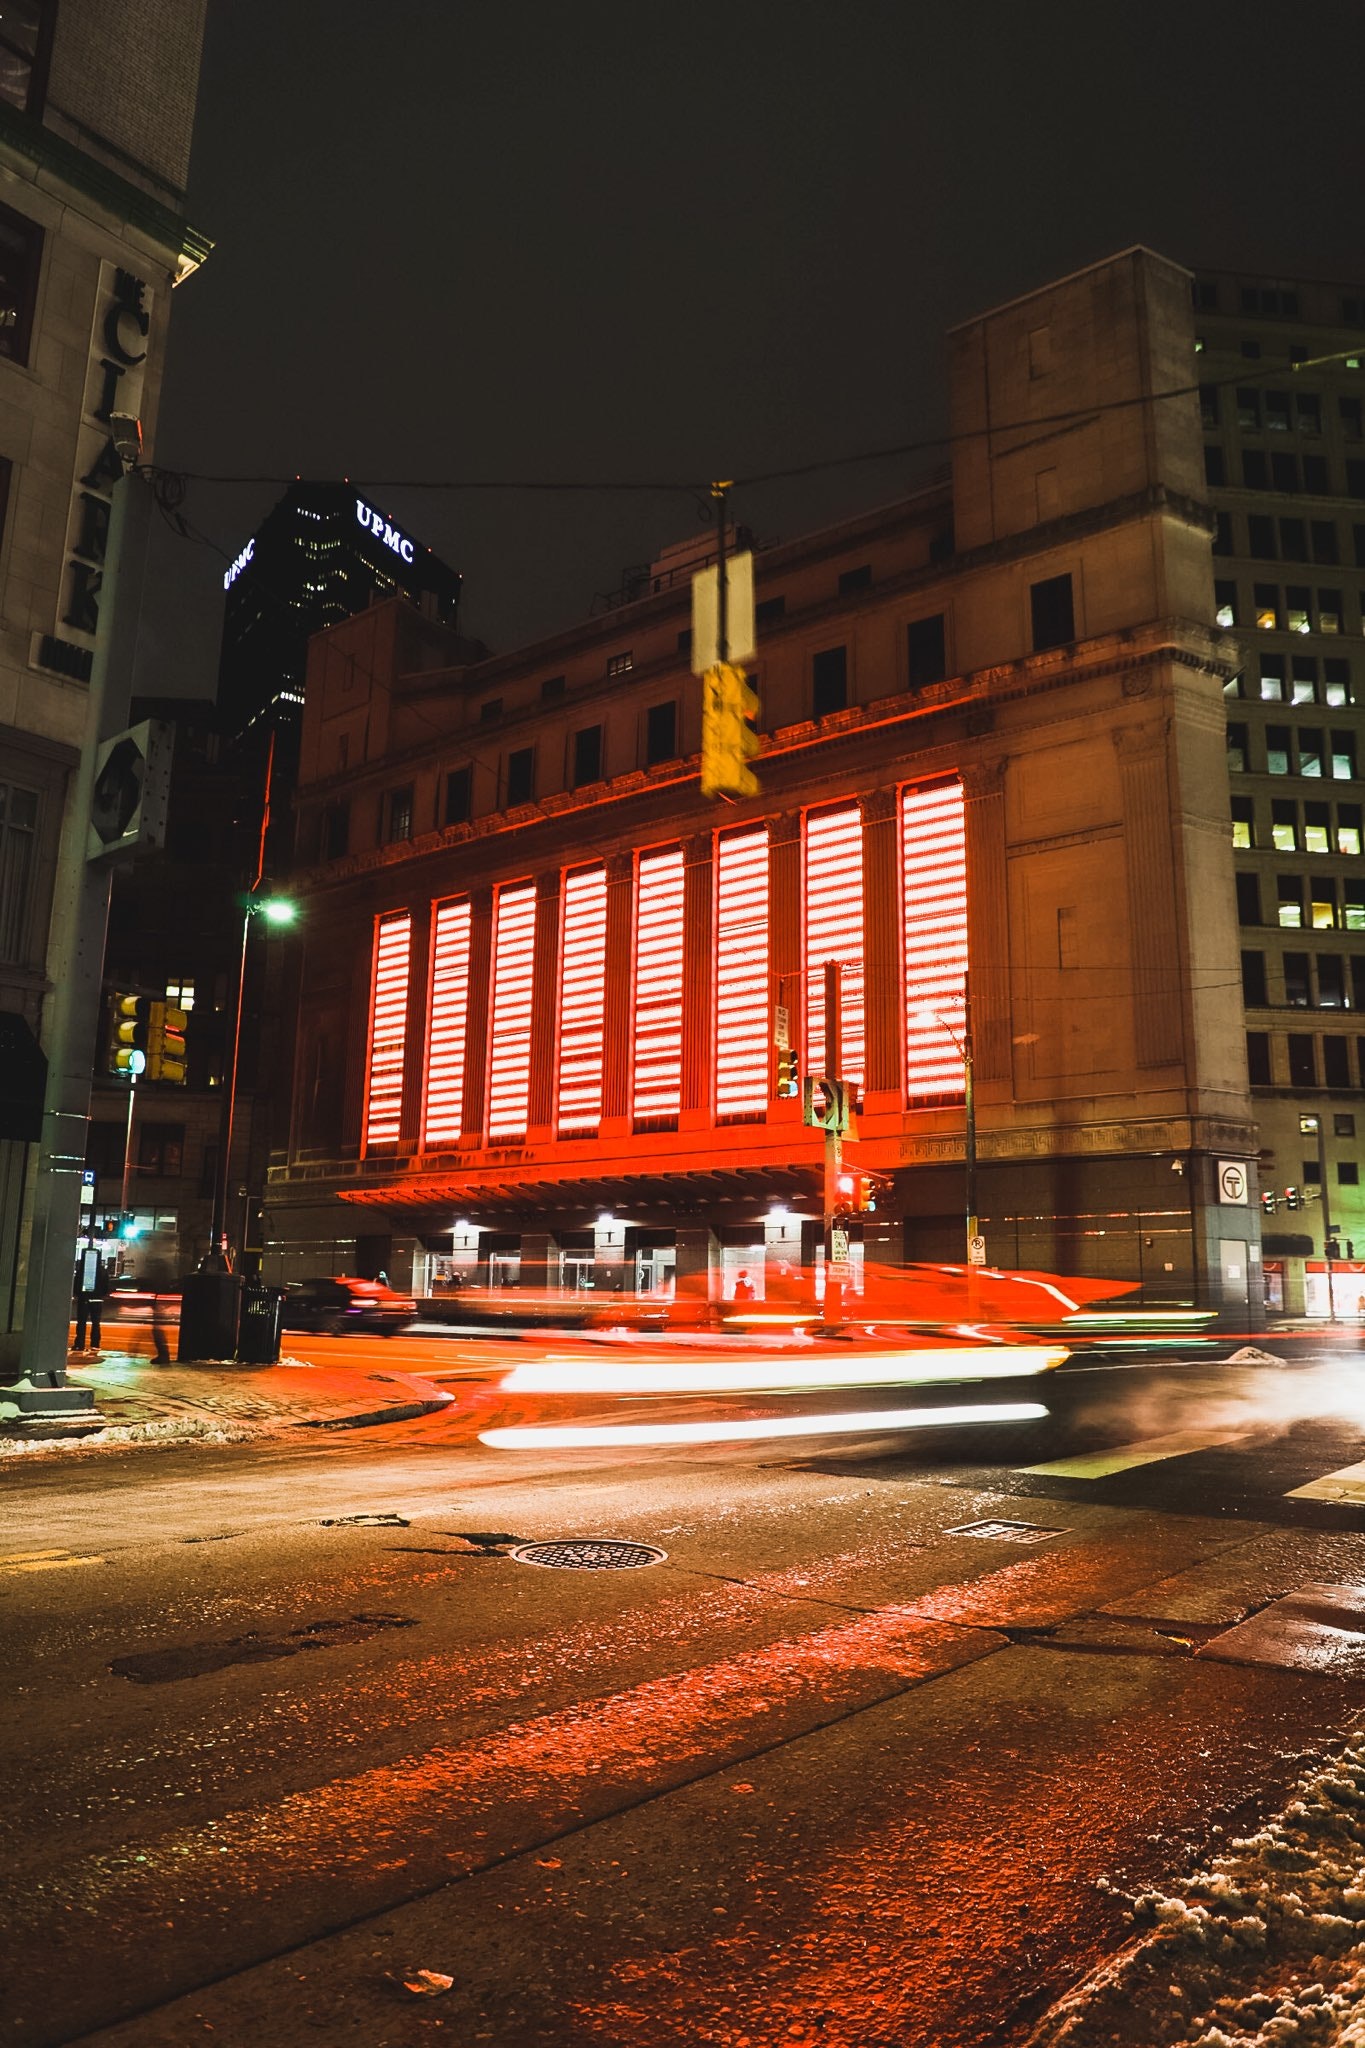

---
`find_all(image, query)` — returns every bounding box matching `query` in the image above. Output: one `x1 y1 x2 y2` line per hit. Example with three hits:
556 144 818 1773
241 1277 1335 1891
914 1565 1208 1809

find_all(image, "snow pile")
0 1415 268 1457
1034 1738 1365 2047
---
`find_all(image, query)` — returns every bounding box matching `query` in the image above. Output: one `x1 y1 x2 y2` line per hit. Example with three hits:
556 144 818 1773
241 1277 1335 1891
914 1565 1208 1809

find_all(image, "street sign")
968 1234 988 1267
774 1003 790 1052
691 550 755 672
1217 1160 1249 1205
802 1075 850 1134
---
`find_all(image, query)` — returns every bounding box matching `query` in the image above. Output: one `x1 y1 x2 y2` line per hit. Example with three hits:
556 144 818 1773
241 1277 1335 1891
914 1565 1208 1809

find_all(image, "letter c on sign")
400 538 415 563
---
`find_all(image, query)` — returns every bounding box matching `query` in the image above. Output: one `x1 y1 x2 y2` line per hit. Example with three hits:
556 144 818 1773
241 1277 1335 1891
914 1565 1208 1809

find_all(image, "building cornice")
0 101 212 274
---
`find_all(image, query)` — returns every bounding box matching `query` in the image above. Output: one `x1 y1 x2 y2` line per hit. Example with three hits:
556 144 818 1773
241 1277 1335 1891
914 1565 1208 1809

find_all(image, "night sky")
141 0 1365 695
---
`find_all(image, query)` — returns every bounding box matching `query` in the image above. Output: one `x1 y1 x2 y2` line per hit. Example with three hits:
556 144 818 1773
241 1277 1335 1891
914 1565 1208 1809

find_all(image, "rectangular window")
1243 450 1268 490
606 651 634 677
1283 952 1311 1006
137 1122 185 1179
1312 521 1340 565
0 777 39 963
479 698 502 723
557 866 607 1135
1265 390 1292 434
1241 951 1267 1006
1227 722 1248 774
322 799 349 861
1277 877 1304 929
1310 878 1338 930
1288 1033 1318 1087
906 612 947 688
1324 660 1353 708
1299 728 1325 778
645 699 677 765
1291 656 1318 704
1341 398 1364 439
1236 872 1261 925
1215 581 1238 628
1303 801 1330 853
1271 799 1298 851
1302 454 1329 494
714 826 770 1121
486 882 536 1139
1286 585 1312 633
0 200 41 363
1213 512 1233 557
1338 803 1363 859
755 595 786 626
444 765 472 825
1336 1114 1357 1138
1331 730 1357 779
506 746 535 806
1248 516 1277 560
1255 583 1281 629
1272 452 1299 493
572 725 603 788
838 563 872 595
1317 956 1346 1009
1236 388 1261 430
422 899 472 1148
804 805 865 1094
812 645 848 719
1345 878 1365 931
1246 1031 1272 1085
1324 1036 1351 1087
1266 724 1291 774
385 785 413 843
1297 393 1322 436
363 913 412 1151
632 846 685 1127
1279 518 1308 562
1231 796 1255 848
1198 381 1219 424
1204 446 1226 487
1029 572 1074 651
1339 1159 1359 1185
540 675 566 701
902 781 968 1103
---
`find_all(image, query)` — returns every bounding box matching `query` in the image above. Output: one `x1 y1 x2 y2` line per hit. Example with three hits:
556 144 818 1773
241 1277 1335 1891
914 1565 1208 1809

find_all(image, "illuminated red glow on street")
362 911 411 1150
558 864 607 1133
902 780 967 1101
805 802 865 1088
632 845 685 1123
486 880 536 1138
715 825 769 1119
422 896 471 1146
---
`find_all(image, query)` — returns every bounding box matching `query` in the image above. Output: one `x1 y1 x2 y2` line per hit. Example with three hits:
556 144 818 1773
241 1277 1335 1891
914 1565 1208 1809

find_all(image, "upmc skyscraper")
216 482 463 751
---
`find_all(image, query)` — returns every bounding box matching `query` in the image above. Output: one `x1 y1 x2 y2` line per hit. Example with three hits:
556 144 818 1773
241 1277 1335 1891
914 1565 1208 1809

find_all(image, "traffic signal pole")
823 960 845 1327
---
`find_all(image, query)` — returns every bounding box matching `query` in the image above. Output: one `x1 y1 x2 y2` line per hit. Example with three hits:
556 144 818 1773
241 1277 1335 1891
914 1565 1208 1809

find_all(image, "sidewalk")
0 1344 456 1453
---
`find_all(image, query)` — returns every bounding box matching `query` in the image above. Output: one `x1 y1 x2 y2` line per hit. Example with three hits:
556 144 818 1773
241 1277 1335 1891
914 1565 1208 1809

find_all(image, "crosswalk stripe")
0 1550 105 1573
1020 1426 1250 1479
1285 1461 1365 1504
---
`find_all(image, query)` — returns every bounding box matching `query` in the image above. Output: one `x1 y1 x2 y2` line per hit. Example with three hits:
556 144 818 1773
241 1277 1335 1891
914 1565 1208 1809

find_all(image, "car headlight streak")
480 1401 1049 1451
499 1345 1067 1397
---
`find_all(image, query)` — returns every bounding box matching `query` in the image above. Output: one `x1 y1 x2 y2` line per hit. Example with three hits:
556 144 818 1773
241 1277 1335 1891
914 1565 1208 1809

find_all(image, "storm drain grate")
947 1518 1066 1544
511 1539 667 1572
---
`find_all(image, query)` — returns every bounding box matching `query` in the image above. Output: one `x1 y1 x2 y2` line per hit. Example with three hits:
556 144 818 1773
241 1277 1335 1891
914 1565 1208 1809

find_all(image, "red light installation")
714 825 769 1120
363 911 411 1151
486 880 537 1139
632 845 685 1124
557 865 607 1134
422 897 472 1147
901 780 967 1101
804 803 865 1089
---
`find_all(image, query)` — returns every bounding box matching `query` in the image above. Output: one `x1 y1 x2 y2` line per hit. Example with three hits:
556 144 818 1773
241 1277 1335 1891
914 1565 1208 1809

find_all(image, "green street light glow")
257 898 297 926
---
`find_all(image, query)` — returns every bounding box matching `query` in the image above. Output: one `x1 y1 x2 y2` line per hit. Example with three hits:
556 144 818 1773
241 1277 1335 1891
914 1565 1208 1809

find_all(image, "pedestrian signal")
802 1075 850 1134
110 991 150 1077
147 1001 188 1084
700 662 760 799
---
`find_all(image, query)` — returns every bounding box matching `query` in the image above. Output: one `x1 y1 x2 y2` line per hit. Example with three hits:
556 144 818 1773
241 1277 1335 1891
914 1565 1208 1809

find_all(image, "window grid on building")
557 866 608 1135
804 803 865 1091
901 781 968 1102
422 898 472 1148
363 913 412 1151
486 882 537 1139
714 826 770 1121
631 846 686 1126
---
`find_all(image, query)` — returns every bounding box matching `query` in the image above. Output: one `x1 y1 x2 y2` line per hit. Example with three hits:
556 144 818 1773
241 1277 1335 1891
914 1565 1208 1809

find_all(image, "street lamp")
207 892 297 1269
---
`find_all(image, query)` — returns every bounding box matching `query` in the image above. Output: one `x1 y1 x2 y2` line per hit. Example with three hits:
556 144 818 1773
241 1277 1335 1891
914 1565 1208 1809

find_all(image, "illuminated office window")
714 825 769 1120
901 781 968 1102
632 845 685 1125
363 912 411 1150
486 881 536 1139
804 803 865 1091
422 898 471 1147
557 865 607 1134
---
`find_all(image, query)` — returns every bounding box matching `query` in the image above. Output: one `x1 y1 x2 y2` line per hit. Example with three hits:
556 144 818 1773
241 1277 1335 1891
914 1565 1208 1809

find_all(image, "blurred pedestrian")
732 1270 756 1302
143 1253 175 1363
71 1246 108 1355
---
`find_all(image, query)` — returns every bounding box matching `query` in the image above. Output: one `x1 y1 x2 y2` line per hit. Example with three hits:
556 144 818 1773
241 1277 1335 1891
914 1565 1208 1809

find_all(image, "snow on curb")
0 1415 274 1456
1030 1735 1365 2047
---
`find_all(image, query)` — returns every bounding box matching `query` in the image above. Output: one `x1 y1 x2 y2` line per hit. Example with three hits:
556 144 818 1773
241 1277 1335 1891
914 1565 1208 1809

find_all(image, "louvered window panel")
486 881 537 1138
804 804 865 1090
422 898 472 1147
364 912 411 1151
714 825 770 1120
902 781 968 1101
632 845 685 1123
557 865 608 1134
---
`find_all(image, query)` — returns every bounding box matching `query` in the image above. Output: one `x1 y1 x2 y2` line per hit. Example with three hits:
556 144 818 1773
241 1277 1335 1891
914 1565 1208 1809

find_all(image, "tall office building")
1197 272 1365 1313
0 1 208 1369
217 482 463 754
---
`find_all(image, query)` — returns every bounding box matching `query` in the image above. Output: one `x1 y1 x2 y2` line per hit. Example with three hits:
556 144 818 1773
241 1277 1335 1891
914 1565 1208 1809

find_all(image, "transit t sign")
1218 1160 1249 1205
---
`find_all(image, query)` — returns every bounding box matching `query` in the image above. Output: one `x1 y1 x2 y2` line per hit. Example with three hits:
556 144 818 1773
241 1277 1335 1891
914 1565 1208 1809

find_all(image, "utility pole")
823 959 846 1326
963 970 981 1267
713 480 730 666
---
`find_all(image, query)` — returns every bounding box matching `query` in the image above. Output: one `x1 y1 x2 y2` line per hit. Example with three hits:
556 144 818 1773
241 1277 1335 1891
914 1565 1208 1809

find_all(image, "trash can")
178 1271 240 1362
236 1282 283 1365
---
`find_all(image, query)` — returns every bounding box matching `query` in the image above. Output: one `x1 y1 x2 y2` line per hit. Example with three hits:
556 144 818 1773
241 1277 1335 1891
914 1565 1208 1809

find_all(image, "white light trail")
500 1346 1065 1396
480 1401 1049 1451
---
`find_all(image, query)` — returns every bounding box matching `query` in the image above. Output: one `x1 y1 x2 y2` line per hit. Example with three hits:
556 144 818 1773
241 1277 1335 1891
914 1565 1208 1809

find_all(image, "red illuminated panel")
363 912 412 1151
902 781 968 1101
714 825 769 1120
632 845 685 1123
422 898 472 1148
558 865 608 1134
486 881 537 1139
804 803 865 1090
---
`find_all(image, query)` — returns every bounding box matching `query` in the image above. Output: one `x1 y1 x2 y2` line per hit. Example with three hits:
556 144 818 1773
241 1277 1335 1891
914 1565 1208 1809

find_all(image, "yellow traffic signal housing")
701 661 760 799
775 1046 799 1096
110 991 149 1077
147 1001 188 1083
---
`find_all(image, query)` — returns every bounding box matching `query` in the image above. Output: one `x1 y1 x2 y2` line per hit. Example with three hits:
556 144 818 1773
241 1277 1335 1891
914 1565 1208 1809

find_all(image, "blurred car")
279 1277 416 1337
101 1274 181 1322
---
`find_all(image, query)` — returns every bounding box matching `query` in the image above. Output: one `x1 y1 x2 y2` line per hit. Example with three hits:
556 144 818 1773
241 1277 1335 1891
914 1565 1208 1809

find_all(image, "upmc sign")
355 498 416 564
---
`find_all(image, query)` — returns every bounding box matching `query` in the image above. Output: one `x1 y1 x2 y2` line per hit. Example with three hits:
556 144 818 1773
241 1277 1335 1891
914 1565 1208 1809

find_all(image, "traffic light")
775 1046 799 1097
146 1001 188 1084
1284 1186 1301 1210
109 992 150 1077
833 1170 879 1214
1261 1190 1279 1215
701 661 760 799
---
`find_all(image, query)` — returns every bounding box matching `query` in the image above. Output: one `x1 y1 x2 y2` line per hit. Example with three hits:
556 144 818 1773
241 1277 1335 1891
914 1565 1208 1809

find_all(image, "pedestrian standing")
71 1246 107 1355
144 1253 175 1363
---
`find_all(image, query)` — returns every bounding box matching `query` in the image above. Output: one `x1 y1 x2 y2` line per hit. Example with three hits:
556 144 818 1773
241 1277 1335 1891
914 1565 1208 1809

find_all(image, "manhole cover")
947 1518 1065 1544
511 1539 667 1571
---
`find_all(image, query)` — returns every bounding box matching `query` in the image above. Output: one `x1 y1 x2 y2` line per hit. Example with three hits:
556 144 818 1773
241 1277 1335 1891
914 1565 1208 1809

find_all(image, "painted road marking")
1021 1427 1250 1479
1286 1460 1365 1504
0 1549 105 1573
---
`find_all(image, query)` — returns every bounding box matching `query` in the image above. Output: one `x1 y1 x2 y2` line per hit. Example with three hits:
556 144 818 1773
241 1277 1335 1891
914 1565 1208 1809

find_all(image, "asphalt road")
7 1343 1365 2047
